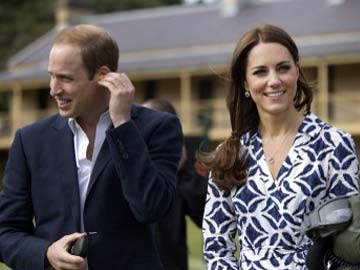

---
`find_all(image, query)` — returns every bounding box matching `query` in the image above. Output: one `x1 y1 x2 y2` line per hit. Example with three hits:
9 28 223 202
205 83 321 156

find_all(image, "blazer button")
117 140 129 159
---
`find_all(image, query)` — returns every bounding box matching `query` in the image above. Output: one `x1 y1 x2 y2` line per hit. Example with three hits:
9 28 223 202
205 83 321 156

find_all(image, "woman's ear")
244 81 249 92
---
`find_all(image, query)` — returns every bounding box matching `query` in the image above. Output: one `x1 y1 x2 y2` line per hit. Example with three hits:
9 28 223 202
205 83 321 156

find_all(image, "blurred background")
1 0 360 269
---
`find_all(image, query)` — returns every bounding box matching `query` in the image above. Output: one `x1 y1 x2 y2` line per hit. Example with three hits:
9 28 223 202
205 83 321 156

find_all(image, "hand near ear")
97 72 135 127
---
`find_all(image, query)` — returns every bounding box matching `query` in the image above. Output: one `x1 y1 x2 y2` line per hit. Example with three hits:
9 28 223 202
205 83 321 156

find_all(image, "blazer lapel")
54 117 81 231
85 105 140 198
86 140 111 198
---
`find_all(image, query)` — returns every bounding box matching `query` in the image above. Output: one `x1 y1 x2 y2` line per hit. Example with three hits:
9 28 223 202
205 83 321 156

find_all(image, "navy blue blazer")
0 105 183 270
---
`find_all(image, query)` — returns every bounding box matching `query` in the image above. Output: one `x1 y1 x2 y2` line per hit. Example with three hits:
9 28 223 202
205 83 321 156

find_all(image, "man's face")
48 44 105 123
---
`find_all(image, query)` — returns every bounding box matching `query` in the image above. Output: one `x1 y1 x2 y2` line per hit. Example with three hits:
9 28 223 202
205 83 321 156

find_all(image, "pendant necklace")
267 156 275 165
263 129 295 166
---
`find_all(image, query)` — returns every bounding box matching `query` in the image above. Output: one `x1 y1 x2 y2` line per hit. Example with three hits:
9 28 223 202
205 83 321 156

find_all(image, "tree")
0 0 182 69
0 0 55 69
89 0 181 13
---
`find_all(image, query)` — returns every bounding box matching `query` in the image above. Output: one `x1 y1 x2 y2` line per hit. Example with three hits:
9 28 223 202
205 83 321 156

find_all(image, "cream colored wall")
303 67 320 115
213 76 230 132
331 64 360 92
0 92 11 139
1 59 360 149
190 76 208 134
187 75 231 139
21 90 40 125
134 78 181 110
156 78 181 112
329 64 360 125
133 81 146 103
19 90 57 126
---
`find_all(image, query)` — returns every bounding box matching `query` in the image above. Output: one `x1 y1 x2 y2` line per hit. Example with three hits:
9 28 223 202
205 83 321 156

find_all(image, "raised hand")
98 72 135 127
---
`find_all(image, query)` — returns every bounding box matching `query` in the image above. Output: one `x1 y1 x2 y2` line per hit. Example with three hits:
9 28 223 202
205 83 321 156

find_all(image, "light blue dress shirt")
68 112 112 231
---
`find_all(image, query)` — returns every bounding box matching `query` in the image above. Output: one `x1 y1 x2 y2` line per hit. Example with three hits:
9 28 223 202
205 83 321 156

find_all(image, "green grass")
187 217 206 270
0 262 9 270
0 218 206 270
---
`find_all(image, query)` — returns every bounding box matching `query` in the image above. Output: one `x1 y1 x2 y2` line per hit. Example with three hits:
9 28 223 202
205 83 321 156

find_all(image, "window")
144 80 157 100
0 92 9 112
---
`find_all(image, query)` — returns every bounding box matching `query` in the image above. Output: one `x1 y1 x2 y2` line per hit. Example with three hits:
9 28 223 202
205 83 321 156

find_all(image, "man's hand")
46 232 86 270
98 72 135 127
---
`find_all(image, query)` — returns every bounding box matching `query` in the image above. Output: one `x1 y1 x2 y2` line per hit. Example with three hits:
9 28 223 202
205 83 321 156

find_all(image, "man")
0 24 183 270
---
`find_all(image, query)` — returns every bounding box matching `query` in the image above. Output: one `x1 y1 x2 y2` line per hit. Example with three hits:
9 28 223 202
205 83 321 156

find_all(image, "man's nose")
49 77 62 96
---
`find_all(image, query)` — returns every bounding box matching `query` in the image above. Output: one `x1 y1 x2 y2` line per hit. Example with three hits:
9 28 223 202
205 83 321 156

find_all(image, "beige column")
317 62 329 122
10 83 23 137
180 71 192 135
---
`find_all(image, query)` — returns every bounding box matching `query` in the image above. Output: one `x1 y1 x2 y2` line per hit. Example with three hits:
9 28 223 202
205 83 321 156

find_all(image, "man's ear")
96 65 111 81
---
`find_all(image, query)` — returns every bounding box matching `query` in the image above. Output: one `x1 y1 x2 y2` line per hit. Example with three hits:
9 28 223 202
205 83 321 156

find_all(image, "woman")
198 24 360 270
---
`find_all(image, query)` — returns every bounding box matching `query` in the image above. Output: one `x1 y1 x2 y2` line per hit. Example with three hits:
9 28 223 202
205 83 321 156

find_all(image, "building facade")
1 0 360 153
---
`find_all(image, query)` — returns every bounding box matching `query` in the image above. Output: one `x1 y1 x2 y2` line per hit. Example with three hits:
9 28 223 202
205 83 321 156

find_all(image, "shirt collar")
242 112 324 146
68 111 112 135
297 112 324 139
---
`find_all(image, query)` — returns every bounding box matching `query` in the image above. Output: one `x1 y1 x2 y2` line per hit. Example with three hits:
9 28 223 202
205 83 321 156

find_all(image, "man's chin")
58 110 73 118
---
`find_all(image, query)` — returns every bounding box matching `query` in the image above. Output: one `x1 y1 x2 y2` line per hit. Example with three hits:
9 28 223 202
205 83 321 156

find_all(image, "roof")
1 0 360 84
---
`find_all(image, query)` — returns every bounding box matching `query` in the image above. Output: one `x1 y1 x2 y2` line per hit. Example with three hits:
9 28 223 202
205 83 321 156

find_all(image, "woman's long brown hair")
196 24 313 191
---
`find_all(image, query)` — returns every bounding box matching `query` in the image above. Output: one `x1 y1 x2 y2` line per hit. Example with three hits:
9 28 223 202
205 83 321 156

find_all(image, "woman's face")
244 42 299 117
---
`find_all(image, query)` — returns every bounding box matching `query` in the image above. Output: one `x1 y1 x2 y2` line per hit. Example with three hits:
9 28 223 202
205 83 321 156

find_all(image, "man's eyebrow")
47 71 73 78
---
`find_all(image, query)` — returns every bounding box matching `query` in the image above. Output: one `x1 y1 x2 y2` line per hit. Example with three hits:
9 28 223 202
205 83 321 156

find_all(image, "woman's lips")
264 90 286 97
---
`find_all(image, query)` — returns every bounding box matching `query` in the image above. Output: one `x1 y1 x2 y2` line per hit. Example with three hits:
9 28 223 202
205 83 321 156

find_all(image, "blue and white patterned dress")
203 113 360 270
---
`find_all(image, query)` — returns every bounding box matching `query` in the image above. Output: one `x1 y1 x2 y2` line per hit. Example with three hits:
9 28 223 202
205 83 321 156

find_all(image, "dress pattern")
203 113 360 270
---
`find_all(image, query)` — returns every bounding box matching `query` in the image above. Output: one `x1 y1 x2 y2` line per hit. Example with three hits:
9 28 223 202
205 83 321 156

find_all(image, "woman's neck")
258 110 305 139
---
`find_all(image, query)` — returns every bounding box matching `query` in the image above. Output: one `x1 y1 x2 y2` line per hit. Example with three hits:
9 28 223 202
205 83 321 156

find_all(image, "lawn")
0 218 206 270
0 262 9 270
187 217 206 270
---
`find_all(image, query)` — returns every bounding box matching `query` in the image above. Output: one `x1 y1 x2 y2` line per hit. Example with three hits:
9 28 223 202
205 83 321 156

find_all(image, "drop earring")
244 91 250 98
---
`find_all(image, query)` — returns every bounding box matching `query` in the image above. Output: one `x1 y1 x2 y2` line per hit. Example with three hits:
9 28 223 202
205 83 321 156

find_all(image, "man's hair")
54 24 119 79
